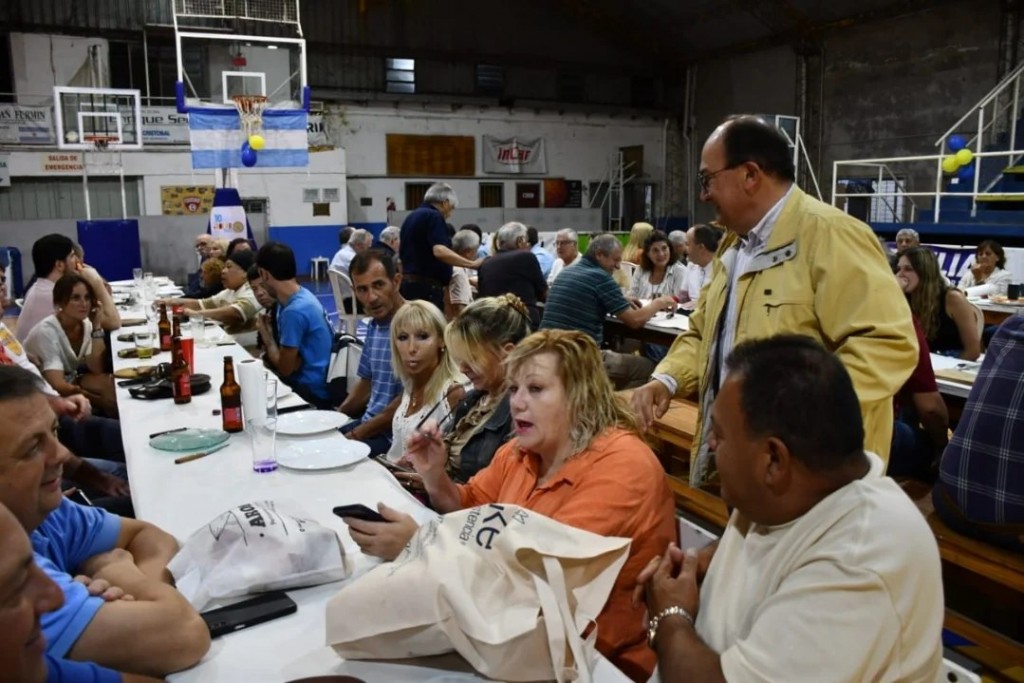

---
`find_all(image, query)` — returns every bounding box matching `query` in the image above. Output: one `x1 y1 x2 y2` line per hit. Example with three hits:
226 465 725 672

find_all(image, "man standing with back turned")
398 183 480 310
631 115 917 487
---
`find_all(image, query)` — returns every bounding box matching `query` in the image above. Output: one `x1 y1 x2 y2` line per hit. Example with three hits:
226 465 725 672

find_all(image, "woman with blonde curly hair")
386 300 465 463
896 246 980 360
347 328 675 681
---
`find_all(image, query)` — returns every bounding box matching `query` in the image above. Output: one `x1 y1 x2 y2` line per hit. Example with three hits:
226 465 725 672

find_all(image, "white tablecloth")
111 314 630 682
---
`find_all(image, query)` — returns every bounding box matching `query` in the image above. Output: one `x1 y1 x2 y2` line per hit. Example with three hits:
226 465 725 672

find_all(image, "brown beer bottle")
158 304 172 351
170 336 192 404
220 356 243 432
171 311 182 340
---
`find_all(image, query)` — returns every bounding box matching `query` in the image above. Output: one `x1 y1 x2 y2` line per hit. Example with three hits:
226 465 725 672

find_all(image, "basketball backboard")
53 86 143 150
172 0 309 113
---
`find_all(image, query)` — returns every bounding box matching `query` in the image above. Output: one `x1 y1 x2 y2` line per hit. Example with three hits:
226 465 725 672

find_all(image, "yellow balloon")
941 155 959 174
955 148 973 165
248 134 266 151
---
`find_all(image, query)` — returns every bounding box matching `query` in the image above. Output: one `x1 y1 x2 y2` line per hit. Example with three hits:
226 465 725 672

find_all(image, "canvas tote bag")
326 503 632 682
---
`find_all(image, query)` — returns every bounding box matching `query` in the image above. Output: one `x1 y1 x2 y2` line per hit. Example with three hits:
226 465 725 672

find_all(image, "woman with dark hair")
628 230 686 301
24 273 118 416
897 247 981 360
959 239 1013 293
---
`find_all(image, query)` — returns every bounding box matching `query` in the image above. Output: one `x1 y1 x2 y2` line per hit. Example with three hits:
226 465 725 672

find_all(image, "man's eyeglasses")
697 163 741 193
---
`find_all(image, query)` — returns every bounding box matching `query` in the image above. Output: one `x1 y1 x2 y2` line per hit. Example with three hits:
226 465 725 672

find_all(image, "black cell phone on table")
333 504 388 523
200 591 297 638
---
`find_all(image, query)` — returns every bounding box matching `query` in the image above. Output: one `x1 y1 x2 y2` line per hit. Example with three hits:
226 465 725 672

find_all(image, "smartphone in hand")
333 504 388 523
372 454 414 474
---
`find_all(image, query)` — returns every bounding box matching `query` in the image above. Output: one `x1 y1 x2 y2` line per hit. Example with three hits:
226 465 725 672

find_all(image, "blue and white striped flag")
188 108 309 169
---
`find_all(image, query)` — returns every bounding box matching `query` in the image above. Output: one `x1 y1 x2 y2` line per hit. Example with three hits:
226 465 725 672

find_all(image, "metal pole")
973 107 984 217
143 29 152 106
83 153 91 221
877 164 884 222
1013 76 1020 155
119 153 127 219
831 160 837 206
934 148 944 224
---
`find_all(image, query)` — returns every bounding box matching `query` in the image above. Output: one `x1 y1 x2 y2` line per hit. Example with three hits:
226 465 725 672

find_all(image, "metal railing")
833 62 1024 222
832 149 1024 223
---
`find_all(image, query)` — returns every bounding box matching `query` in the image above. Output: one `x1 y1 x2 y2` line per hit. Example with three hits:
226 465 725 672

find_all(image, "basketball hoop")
83 134 118 151
232 95 268 138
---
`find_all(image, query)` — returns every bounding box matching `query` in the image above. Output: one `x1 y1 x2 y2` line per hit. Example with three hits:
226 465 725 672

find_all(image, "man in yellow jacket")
631 115 917 487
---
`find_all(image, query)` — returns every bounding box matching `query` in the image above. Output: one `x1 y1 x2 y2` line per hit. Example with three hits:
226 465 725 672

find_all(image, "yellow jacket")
655 187 917 486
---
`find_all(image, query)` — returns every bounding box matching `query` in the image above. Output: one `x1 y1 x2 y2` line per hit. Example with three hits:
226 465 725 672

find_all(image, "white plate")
275 382 294 399
275 410 350 436
277 433 369 470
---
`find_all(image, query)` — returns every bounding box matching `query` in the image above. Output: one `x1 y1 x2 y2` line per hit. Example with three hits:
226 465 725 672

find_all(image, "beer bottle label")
176 374 191 397
224 406 242 426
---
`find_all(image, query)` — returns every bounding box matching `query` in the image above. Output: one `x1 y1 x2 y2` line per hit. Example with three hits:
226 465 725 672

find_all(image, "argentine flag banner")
188 108 309 169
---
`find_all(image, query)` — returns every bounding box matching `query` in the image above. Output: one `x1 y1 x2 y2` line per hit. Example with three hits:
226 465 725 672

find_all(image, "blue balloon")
957 162 975 181
948 134 967 152
241 144 257 167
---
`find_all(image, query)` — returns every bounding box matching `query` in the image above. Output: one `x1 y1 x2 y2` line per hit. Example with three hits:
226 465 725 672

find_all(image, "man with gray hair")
895 228 920 253
448 229 480 317
668 230 688 261
376 225 401 260
477 221 547 326
330 227 372 274
548 228 582 285
399 182 480 309
541 233 676 389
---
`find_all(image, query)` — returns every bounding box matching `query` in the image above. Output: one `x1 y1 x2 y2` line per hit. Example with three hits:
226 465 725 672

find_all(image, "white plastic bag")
326 504 631 682
168 500 347 610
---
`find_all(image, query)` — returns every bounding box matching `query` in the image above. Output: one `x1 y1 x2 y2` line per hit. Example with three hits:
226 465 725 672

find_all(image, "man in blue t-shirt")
0 498 142 683
0 366 210 679
338 250 405 455
256 242 334 406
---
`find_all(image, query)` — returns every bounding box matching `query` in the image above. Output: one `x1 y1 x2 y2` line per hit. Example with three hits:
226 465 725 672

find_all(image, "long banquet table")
109 291 630 682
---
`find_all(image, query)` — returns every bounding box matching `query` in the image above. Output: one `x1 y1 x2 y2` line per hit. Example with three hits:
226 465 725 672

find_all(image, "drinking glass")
132 267 143 287
134 330 156 360
189 314 207 347
250 377 279 473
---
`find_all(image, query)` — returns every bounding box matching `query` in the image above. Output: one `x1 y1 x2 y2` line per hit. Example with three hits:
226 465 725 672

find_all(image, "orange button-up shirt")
458 427 676 681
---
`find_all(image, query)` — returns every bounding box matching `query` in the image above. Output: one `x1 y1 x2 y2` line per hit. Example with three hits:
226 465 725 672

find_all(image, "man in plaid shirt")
338 250 405 455
933 314 1024 552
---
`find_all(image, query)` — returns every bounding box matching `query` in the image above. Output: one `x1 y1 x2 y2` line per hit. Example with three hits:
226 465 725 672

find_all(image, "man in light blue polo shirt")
256 242 334 407
338 250 404 455
0 366 210 679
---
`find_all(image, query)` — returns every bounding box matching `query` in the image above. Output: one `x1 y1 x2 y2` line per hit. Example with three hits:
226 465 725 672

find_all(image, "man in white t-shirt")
547 228 582 286
640 335 942 683
331 228 372 275
679 224 719 307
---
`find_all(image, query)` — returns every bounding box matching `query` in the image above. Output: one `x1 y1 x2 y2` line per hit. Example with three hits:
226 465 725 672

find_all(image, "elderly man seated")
476 221 548 327
0 365 210 678
640 335 942 682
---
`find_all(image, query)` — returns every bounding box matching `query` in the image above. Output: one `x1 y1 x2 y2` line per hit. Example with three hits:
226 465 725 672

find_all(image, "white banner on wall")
482 135 547 174
141 107 191 145
0 104 54 144
308 114 326 146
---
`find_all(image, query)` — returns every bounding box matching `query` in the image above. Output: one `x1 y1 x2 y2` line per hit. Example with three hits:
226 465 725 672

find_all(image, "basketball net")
232 95 268 138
